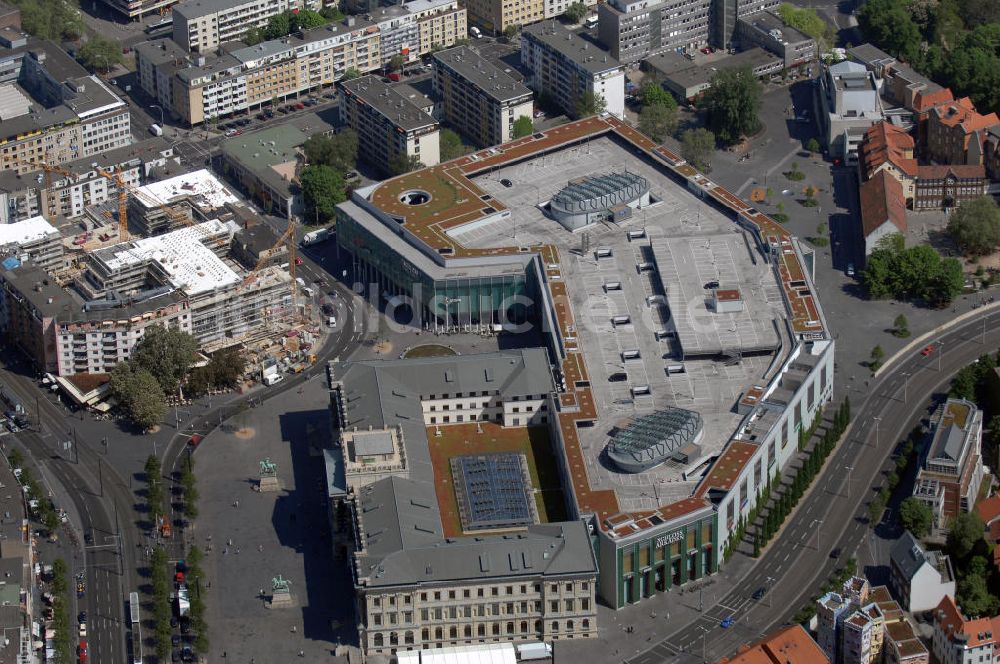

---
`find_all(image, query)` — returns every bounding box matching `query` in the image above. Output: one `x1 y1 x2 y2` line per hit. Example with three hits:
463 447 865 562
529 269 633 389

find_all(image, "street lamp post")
150 104 164 127
901 372 910 403
873 416 881 448
843 465 854 499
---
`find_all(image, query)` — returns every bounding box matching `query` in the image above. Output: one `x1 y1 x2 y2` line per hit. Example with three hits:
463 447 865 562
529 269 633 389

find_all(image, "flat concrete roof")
456 136 789 509
521 22 622 76
353 114 828 530
340 75 438 133
221 125 308 198
433 46 532 105
0 215 58 246
134 169 240 210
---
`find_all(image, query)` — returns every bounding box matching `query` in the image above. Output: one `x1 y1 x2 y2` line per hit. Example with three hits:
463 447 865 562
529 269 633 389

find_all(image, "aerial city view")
2 0 1000 660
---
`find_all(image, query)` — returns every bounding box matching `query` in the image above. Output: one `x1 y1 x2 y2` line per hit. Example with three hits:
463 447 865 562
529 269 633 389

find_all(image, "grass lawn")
402 344 457 359
427 422 568 537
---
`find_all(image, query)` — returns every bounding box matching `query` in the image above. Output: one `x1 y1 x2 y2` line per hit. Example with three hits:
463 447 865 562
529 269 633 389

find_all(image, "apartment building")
406 0 467 60
465 0 543 35
597 0 712 65
339 76 440 175
932 595 1000 664
0 138 176 224
172 0 318 53
138 17 384 126
735 10 815 69
432 46 533 148
0 215 63 272
888 531 955 613
0 41 132 173
912 398 985 529
885 620 930 664
521 23 625 118
926 97 1000 167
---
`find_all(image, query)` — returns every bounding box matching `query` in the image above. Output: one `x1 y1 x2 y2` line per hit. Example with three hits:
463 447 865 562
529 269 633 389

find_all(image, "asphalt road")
156 242 365 554
1 365 136 664
628 308 1000 663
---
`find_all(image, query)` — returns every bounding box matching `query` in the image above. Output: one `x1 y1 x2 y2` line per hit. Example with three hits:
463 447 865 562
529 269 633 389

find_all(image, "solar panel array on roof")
451 453 538 532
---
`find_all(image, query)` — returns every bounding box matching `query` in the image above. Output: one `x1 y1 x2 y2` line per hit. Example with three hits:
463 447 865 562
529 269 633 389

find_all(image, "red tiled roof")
977 494 1000 525
933 97 1000 133
718 625 830 664
860 170 907 237
913 87 954 113
860 122 917 179
934 594 1000 648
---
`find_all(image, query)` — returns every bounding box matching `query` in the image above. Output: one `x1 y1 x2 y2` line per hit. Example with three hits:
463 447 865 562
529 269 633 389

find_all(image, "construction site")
0 166 326 381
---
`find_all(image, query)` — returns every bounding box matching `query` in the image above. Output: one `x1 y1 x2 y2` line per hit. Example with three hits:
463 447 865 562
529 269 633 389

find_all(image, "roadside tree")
131 326 199 395
681 128 715 171
300 165 346 223
947 195 1000 256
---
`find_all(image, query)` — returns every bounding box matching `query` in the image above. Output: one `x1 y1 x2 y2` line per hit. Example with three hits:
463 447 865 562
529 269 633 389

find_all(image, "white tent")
396 642 517 664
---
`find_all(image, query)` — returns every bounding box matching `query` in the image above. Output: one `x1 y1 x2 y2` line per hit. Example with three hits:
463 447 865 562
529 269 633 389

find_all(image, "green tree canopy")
862 234 964 305
300 164 346 223
512 116 534 138
638 103 679 142
898 497 934 537
503 24 520 42
387 54 406 72
777 3 832 47
680 128 715 171
574 90 606 118
342 66 362 80
956 556 1000 616
78 37 123 73
947 511 986 561
110 363 167 431
303 130 358 172
440 128 473 161
389 154 423 176
11 0 84 41
563 1 588 22
857 0 922 62
639 81 678 109
948 195 1000 256
131 326 199 395
701 67 762 145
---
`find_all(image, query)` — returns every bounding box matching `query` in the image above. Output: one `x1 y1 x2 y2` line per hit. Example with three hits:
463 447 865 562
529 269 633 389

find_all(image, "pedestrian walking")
298 651 305 657
291 625 297 633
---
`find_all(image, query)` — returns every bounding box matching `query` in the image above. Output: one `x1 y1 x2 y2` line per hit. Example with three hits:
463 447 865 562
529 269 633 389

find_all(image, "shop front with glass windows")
596 506 717 609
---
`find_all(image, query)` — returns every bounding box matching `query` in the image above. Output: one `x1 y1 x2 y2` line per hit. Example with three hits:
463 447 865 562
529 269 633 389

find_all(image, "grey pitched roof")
940 425 965 462
889 531 927 582
356 477 595 588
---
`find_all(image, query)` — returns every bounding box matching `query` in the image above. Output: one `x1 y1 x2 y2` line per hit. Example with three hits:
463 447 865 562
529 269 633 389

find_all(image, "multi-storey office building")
521 23 625 118
171 0 318 53
333 115 835 615
339 76 440 175
432 47 533 148
597 0 712 65
0 138 176 224
140 8 464 127
0 41 132 173
912 399 984 529
94 0 177 22
735 10 814 69
465 0 543 35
